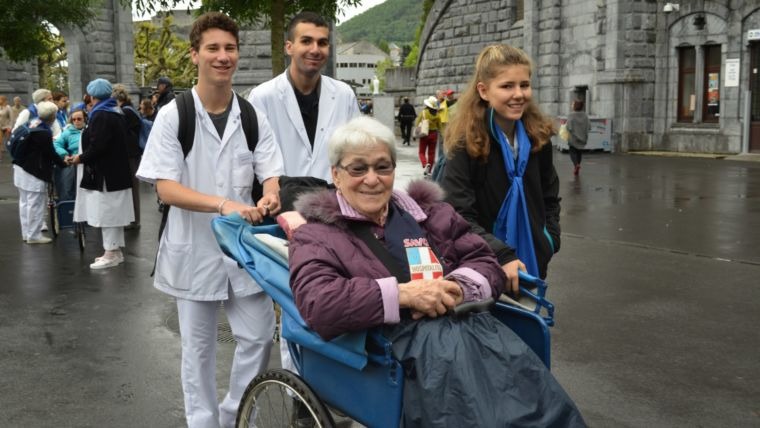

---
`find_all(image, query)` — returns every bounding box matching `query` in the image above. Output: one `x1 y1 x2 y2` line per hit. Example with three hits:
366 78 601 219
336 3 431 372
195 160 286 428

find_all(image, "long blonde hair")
444 44 555 161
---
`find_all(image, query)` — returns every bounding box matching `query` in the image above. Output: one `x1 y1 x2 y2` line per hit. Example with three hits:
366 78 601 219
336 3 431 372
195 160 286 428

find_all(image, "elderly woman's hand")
398 279 464 320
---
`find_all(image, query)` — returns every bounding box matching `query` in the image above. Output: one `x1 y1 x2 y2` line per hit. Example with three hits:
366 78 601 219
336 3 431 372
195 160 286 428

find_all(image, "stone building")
414 0 760 154
336 41 389 97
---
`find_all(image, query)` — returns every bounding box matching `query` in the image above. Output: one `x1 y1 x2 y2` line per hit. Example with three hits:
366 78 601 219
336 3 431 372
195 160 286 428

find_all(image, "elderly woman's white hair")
32 89 52 104
35 101 58 123
327 116 397 166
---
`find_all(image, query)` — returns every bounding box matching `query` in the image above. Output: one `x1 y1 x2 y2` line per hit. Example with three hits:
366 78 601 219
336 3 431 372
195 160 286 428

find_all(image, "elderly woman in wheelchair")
283 116 585 427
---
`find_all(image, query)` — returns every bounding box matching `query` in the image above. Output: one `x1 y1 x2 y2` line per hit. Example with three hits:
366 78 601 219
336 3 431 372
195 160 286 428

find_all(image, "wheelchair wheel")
76 223 86 252
236 368 335 428
48 201 58 239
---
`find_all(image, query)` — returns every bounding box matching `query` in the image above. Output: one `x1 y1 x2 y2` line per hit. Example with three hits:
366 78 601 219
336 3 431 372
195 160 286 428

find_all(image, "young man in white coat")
247 11 360 182
246 11 359 374
136 12 284 428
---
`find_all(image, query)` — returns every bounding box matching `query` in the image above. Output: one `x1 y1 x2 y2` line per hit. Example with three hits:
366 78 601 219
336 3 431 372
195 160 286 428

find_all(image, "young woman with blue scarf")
441 44 561 294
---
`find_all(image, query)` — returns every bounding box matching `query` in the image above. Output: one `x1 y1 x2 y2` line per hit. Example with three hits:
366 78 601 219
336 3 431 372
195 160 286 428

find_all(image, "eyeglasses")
337 161 396 177
71 117 84 122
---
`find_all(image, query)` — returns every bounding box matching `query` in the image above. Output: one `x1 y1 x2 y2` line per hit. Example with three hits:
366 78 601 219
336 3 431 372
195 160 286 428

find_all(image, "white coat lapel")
276 73 311 151
315 77 338 151
219 94 241 149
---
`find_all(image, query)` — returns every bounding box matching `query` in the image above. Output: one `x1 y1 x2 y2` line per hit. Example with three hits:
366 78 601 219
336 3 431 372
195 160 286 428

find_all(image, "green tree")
403 0 433 68
0 0 96 62
128 0 363 77
134 16 195 88
375 57 392 92
37 26 68 91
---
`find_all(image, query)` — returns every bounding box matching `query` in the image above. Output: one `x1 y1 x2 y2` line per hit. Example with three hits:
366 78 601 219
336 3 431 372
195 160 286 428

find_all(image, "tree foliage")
133 16 195 88
128 0 364 77
37 26 68 91
0 0 96 62
335 0 422 46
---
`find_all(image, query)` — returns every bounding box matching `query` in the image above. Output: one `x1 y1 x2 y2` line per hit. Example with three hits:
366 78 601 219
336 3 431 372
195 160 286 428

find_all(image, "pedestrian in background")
12 101 66 244
139 98 154 121
52 109 86 201
111 84 142 230
10 96 25 125
415 95 441 177
68 78 134 269
13 89 62 138
154 76 175 114
566 99 589 176
397 96 415 146
441 44 561 292
52 91 69 129
0 95 12 162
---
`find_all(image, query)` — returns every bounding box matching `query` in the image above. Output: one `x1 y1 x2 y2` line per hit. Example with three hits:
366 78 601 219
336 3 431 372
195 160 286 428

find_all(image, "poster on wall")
707 73 720 106
725 59 739 87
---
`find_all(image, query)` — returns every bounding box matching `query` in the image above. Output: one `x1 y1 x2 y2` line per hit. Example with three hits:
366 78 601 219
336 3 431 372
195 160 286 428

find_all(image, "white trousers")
101 226 124 251
177 289 275 428
18 188 46 241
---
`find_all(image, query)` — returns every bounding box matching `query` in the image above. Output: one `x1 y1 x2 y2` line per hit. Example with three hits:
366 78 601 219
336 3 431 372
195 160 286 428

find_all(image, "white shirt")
248 72 360 182
136 88 284 300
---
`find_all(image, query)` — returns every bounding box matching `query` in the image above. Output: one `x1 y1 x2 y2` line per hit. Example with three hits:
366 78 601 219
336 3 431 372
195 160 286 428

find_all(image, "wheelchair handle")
449 298 495 317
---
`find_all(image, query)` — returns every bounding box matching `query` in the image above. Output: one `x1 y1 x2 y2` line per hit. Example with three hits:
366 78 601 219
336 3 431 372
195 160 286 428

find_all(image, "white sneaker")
41 222 49 232
90 254 124 269
94 253 124 264
27 237 53 244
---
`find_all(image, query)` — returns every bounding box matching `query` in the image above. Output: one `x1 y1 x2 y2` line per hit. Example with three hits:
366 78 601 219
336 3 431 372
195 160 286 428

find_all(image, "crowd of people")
5 10 589 428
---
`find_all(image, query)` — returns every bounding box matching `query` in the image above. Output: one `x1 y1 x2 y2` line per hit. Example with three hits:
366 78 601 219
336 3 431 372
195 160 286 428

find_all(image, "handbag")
415 118 429 138
558 123 570 141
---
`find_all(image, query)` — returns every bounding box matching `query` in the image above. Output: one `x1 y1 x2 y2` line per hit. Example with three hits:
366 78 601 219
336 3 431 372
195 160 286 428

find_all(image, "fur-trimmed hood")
293 179 445 228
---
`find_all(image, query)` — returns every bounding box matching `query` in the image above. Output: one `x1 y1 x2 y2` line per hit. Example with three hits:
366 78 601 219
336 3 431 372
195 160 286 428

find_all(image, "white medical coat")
248 72 360 182
136 89 284 301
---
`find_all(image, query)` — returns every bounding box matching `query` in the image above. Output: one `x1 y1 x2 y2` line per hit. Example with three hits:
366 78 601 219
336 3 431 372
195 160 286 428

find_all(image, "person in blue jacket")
52 109 86 201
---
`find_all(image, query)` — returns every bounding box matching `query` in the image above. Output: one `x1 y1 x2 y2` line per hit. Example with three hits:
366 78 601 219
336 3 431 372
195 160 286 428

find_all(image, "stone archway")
0 0 137 103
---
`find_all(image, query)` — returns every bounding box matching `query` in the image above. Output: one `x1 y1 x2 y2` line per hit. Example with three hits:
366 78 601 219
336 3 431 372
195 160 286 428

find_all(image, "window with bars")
516 0 524 22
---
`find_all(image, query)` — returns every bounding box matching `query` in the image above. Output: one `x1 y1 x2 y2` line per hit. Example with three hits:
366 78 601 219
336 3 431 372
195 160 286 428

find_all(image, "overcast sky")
132 0 388 24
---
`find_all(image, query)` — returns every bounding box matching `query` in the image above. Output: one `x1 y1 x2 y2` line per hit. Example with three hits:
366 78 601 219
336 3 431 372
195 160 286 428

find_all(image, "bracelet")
216 198 229 214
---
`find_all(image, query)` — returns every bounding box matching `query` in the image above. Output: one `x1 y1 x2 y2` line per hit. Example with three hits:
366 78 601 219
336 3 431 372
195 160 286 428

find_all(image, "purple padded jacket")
289 180 506 340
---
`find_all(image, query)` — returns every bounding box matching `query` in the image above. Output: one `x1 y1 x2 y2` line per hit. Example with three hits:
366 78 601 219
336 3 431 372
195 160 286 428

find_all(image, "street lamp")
136 63 148 87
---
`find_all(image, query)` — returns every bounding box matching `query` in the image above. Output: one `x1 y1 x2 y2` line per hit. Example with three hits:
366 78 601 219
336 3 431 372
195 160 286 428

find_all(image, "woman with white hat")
68 78 134 269
414 96 442 177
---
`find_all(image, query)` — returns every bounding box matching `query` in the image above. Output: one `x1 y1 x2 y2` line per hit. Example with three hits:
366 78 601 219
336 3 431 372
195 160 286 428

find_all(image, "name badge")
404 238 443 280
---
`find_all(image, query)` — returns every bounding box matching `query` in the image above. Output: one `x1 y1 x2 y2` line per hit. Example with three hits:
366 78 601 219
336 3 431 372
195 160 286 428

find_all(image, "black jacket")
441 128 561 279
14 126 66 183
78 110 132 192
398 102 416 122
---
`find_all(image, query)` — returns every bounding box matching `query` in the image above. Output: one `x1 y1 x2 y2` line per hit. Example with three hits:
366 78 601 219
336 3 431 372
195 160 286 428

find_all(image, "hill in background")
336 0 423 46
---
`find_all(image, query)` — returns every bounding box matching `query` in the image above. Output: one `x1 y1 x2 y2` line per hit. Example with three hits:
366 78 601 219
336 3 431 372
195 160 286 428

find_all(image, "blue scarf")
489 108 539 277
89 97 121 119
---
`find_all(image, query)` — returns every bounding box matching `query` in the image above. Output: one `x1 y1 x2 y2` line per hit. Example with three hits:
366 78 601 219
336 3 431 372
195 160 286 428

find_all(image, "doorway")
749 42 760 152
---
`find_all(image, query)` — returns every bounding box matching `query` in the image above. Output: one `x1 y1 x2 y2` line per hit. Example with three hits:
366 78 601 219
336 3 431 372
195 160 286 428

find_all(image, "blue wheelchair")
213 215 555 428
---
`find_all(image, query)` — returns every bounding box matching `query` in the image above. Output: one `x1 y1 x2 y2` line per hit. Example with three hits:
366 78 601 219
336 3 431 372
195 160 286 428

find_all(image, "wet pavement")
1 145 759 427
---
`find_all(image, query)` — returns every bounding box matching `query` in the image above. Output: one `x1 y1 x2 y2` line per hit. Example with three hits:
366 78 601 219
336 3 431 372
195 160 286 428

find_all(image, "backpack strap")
347 222 409 281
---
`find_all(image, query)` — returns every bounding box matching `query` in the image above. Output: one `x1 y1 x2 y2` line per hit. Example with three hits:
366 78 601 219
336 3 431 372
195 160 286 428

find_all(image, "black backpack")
153 91 260 274
6 125 47 164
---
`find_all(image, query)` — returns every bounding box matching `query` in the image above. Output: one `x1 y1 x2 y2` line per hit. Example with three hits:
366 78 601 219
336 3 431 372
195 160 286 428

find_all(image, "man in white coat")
247 11 359 374
247 11 360 182
136 12 284 428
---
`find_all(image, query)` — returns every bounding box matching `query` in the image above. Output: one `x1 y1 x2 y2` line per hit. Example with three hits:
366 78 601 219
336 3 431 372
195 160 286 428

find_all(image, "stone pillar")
373 95 396 135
